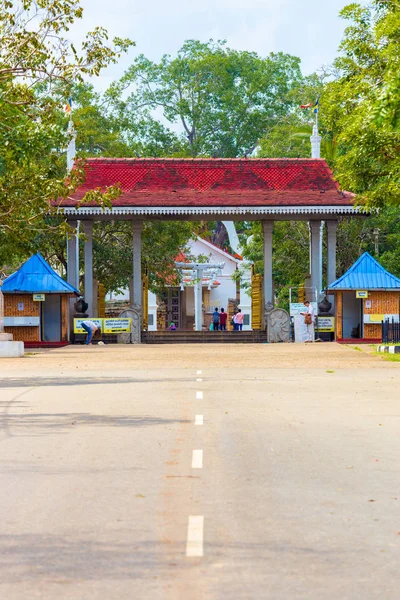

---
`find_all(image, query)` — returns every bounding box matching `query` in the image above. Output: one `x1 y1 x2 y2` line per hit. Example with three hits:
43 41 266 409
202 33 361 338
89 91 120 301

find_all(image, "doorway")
41 295 61 342
342 292 363 338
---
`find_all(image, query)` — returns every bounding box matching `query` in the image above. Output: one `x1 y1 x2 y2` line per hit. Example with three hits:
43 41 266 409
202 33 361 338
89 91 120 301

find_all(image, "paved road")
0 344 399 599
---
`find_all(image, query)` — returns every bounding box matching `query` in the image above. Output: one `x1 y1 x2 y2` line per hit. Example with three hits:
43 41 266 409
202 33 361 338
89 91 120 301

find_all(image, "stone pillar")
131 221 142 343
67 220 78 289
309 220 322 302
83 221 94 317
326 220 338 287
262 221 274 312
194 272 203 332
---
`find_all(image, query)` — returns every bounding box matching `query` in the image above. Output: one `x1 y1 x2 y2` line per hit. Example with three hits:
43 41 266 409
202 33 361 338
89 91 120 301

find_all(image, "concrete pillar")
132 221 142 307
83 221 94 317
194 271 203 331
262 221 274 310
67 220 78 289
310 124 322 159
131 221 142 343
239 262 252 330
326 220 338 286
309 220 322 302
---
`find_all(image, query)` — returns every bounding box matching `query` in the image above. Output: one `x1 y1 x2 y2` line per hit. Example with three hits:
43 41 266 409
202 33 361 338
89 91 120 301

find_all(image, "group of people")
212 307 244 331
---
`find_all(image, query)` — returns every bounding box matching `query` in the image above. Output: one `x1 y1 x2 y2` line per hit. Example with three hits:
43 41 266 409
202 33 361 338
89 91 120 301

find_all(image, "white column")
239 262 252 330
83 221 94 317
310 124 322 159
310 220 322 301
67 120 76 172
132 221 142 307
194 270 203 331
67 220 78 289
262 221 274 310
326 220 338 287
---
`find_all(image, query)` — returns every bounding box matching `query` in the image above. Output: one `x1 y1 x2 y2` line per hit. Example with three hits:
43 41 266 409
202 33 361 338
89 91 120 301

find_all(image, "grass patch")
353 346 362 351
372 351 400 362
326 370 335 373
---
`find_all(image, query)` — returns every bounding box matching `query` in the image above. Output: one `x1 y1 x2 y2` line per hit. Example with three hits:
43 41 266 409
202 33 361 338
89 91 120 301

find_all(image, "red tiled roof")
60 158 354 208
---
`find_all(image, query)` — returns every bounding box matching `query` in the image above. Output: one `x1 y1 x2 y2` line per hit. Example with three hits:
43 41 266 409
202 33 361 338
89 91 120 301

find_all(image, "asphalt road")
0 344 399 599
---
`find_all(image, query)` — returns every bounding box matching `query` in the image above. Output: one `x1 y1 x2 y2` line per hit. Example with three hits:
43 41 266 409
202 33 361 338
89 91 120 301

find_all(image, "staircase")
142 330 268 344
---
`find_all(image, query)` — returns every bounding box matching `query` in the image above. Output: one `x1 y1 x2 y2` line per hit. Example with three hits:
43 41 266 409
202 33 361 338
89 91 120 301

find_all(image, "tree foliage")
107 40 303 157
0 0 133 250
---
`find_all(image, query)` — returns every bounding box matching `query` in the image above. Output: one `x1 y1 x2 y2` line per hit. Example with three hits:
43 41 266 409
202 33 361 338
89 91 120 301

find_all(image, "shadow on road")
0 377 195 388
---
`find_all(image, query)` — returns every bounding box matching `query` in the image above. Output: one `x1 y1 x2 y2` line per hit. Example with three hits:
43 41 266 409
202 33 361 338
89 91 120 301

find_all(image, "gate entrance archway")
58 158 359 342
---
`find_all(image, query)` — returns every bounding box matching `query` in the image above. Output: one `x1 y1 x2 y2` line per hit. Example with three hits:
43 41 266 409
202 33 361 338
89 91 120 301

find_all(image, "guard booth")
327 252 400 343
1 253 79 346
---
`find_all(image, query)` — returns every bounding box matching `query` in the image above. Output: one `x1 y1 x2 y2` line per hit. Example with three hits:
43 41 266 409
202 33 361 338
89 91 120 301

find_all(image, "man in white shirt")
81 320 100 345
300 301 315 343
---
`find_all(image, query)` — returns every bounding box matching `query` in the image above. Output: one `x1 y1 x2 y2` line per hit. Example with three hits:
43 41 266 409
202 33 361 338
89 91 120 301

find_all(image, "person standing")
212 307 220 331
300 301 315 342
81 320 100 345
235 308 244 331
219 308 227 331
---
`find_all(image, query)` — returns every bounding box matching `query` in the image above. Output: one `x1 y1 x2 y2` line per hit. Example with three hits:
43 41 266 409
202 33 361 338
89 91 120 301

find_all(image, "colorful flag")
300 99 319 113
65 98 72 114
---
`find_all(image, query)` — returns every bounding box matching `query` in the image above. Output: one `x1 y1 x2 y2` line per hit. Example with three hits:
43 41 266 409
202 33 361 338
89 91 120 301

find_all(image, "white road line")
196 391 203 400
195 415 204 425
186 515 204 557
196 370 202 375
192 449 203 469
196 378 202 382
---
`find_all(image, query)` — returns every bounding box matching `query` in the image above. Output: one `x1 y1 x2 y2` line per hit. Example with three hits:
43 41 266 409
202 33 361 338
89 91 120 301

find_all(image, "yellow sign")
369 314 384 323
356 290 368 299
74 318 102 333
73 318 131 334
33 293 45 301
103 318 131 334
317 317 335 332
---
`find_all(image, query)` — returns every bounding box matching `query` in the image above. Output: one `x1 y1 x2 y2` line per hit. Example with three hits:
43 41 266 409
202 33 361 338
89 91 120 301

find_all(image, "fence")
382 318 400 344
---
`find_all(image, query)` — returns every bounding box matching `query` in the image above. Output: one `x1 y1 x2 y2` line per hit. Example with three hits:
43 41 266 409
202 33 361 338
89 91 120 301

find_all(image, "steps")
142 330 268 344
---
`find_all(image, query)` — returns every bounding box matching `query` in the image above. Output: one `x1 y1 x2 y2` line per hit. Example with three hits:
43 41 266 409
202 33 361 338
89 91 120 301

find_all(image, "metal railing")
382 318 400 344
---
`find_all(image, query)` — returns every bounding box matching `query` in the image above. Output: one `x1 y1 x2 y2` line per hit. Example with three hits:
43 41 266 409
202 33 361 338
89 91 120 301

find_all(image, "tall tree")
107 40 304 157
0 0 133 255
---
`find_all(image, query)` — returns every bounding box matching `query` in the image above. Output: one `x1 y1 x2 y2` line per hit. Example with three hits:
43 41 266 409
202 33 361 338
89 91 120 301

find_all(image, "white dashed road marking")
196 370 202 375
196 378 202 382
196 391 203 400
186 516 204 557
192 449 203 469
195 415 204 425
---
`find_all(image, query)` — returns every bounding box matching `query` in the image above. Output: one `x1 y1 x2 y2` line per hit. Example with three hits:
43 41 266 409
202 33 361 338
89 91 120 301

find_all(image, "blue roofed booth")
2 253 79 346
326 252 400 342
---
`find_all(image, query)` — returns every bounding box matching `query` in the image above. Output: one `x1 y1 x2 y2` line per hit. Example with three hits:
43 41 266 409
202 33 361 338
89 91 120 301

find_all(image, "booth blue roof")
328 252 400 290
1 253 79 294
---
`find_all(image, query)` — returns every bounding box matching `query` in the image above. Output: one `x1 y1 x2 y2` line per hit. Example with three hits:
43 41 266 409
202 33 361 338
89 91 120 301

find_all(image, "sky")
69 0 351 91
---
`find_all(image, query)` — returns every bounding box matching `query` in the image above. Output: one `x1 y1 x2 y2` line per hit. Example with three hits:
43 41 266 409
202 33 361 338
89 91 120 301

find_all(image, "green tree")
322 0 400 208
107 40 304 157
0 0 133 253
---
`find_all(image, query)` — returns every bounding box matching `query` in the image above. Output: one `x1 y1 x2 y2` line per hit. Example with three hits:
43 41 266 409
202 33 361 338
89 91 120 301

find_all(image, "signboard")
103 318 131 334
290 302 318 317
367 314 384 323
17 302 24 311
73 318 131 334
317 317 335 332
4 316 40 326
73 318 103 334
365 300 372 309
33 293 45 301
356 290 368 299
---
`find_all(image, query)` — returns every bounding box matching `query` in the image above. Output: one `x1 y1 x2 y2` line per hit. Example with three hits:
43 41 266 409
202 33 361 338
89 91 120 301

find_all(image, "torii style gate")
59 157 357 342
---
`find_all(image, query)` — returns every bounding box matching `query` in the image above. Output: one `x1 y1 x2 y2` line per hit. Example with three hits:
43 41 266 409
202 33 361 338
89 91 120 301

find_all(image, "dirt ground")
0 341 393 376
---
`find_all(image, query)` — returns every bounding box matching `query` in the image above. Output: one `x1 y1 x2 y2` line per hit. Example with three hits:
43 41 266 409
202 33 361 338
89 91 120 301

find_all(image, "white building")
107 235 252 331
